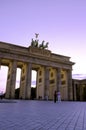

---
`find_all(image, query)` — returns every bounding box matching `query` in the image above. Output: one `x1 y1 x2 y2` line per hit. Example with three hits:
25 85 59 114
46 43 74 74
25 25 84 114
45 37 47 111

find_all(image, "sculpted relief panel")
28 46 51 57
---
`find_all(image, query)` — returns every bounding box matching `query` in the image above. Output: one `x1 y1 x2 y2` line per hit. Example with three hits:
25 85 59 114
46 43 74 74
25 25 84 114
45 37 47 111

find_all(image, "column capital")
44 66 51 70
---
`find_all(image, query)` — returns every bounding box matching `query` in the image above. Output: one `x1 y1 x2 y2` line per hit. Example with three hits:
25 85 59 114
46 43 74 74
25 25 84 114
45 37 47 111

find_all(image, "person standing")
54 91 57 103
57 91 61 102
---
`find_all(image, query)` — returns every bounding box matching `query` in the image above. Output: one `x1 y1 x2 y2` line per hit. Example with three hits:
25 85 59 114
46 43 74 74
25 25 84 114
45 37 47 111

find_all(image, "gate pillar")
5 60 17 99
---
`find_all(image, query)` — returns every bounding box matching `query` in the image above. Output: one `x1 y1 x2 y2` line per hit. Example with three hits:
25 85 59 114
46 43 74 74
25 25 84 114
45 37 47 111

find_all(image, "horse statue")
31 35 49 49
43 42 49 49
39 40 45 49
31 38 39 47
31 38 35 47
34 40 39 47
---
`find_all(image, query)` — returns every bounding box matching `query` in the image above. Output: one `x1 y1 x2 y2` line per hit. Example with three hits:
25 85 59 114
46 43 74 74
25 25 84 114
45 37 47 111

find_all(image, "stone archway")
0 41 74 101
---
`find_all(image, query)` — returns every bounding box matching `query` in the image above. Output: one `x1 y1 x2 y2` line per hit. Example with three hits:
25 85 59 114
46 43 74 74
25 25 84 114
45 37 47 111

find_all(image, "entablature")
0 41 74 70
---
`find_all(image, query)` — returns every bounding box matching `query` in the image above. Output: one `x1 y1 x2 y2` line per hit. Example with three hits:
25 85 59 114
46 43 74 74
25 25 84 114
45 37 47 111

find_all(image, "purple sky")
0 0 86 92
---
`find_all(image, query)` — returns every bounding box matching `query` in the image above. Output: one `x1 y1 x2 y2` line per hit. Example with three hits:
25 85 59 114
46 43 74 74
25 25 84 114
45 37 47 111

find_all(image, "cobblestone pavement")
0 100 86 130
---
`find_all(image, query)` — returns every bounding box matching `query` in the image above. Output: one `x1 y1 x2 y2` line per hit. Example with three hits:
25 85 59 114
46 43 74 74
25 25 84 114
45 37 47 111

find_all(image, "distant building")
72 79 86 101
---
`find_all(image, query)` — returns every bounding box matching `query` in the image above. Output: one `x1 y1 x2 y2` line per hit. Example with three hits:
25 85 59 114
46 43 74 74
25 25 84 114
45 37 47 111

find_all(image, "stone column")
73 83 77 101
67 69 73 101
19 63 32 99
44 67 50 100
19 66 25 99
25 63 32 99
56 68 61 92
5 60 17 99
56 68 61 101
36 70 39 99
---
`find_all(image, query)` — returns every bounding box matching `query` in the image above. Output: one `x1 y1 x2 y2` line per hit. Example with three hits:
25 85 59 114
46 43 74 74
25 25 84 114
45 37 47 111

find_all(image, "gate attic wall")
0 42 73 70
0 41 74 100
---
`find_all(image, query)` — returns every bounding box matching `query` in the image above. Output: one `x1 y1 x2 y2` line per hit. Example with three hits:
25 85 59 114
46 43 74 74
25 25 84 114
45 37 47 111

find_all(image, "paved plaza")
0 100 86 130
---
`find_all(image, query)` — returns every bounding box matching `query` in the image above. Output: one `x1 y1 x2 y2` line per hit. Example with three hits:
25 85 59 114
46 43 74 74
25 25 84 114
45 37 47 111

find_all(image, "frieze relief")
28 46 51 57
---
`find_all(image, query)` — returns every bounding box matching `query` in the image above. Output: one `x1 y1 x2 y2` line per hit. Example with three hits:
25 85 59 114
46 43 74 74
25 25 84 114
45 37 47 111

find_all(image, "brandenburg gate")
0 36 74 101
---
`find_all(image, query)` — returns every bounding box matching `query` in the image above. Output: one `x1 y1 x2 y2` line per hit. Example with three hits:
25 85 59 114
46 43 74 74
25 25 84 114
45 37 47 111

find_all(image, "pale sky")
0 0 86 92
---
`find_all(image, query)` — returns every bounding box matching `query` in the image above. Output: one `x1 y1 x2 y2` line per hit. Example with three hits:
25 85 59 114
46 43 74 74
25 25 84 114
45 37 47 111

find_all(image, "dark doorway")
15 88 20 99
31 87 36 100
